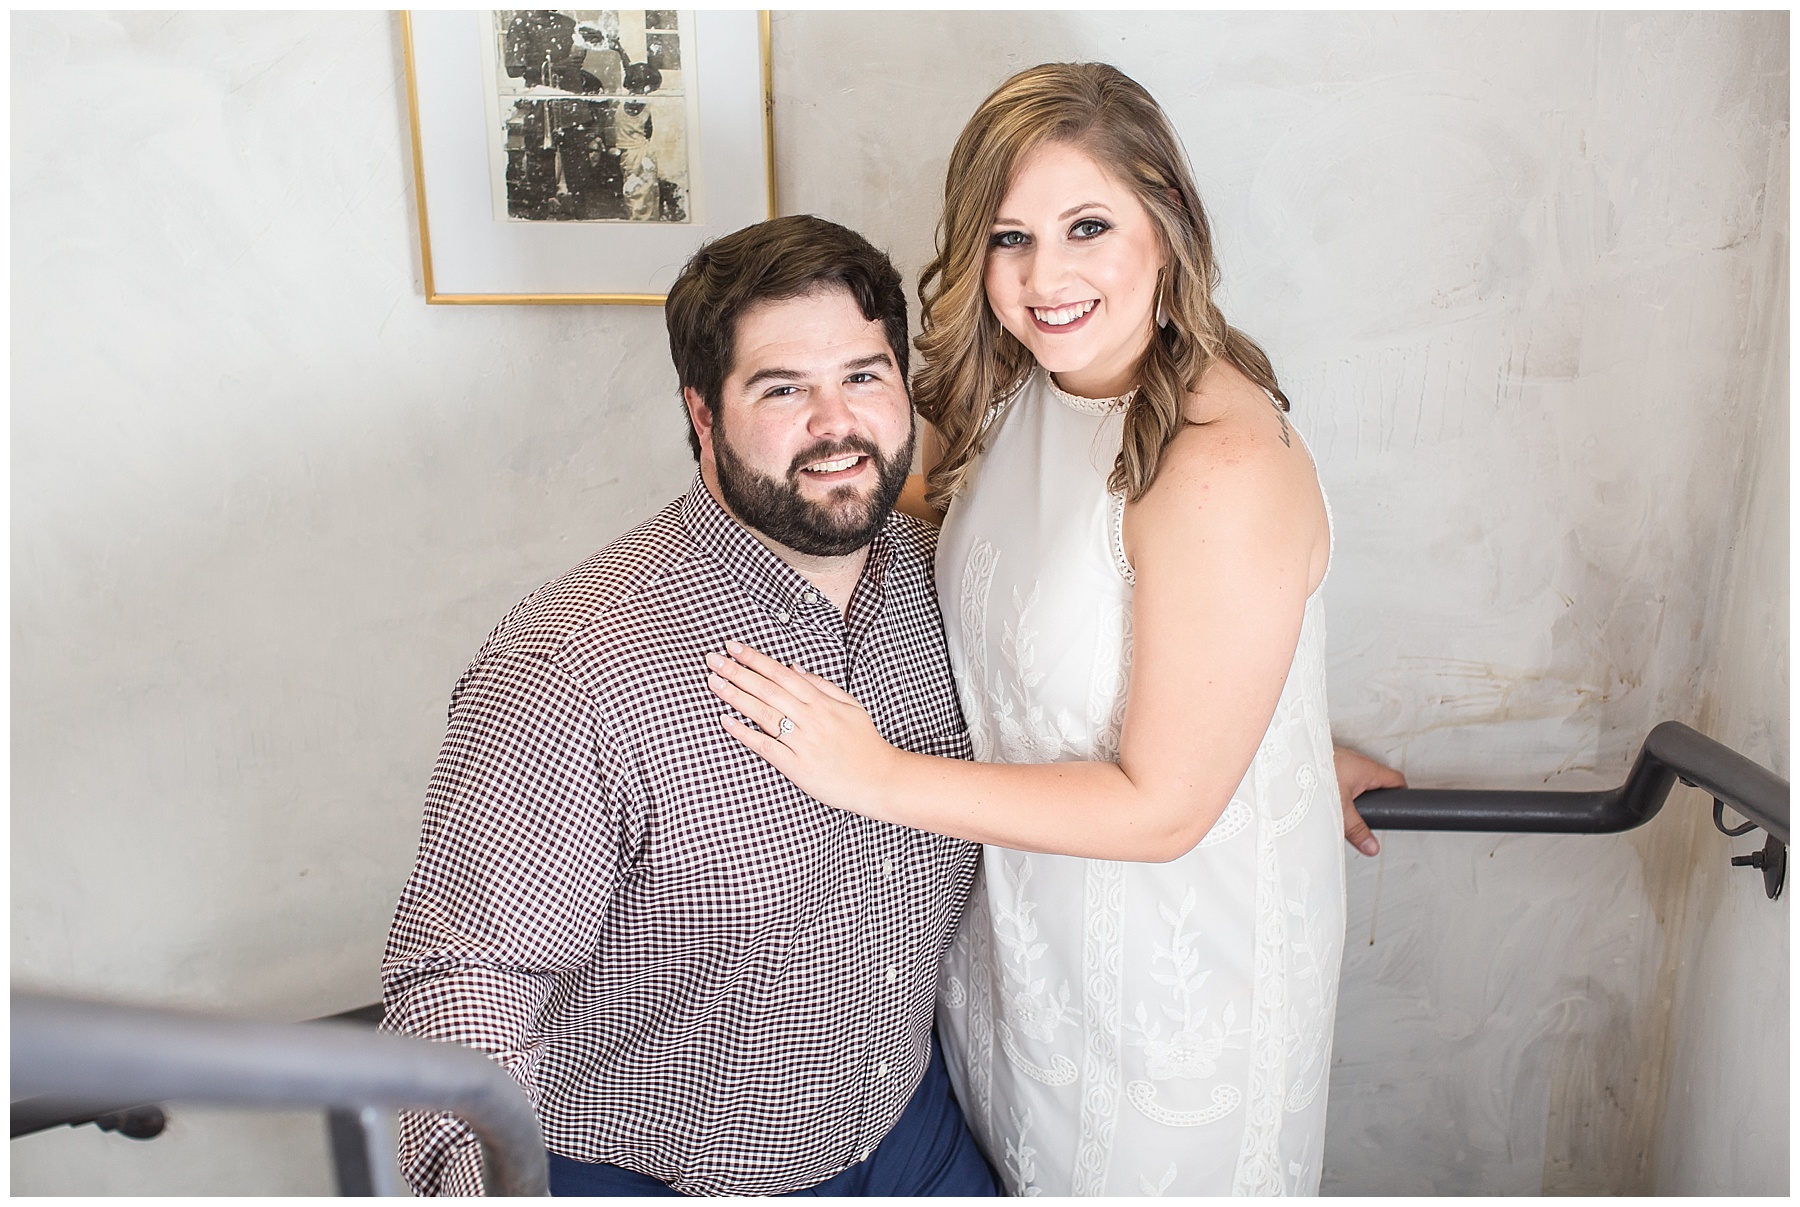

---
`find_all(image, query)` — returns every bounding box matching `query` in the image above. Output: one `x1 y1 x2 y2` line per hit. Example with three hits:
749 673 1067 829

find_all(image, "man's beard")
712 417 915 558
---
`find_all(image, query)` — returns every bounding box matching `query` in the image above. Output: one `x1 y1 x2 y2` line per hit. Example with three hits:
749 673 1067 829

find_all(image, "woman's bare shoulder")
1153 366 1313 499
1127 361 1327 579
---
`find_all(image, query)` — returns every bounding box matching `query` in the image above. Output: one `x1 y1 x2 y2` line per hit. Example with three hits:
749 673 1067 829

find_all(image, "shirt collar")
679 473 895 635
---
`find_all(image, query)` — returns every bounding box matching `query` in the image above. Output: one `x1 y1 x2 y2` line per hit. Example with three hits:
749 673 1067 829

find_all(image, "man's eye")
765 385 800 398
1071 218 1110 239
847 373 875 384
988 230 1029 249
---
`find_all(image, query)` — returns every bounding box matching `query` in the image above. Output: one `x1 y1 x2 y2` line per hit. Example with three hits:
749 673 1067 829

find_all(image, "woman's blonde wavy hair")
915 62 1286 509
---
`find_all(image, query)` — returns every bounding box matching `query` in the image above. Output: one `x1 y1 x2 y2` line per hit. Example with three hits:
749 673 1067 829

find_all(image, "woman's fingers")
724 641 822 702
706 670 789 737
720 640 861 707
707 649 804 718
793 665 858 705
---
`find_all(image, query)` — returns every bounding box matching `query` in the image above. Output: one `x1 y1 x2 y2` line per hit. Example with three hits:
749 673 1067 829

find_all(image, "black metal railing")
1356 721 1788 896
10 991 548 1196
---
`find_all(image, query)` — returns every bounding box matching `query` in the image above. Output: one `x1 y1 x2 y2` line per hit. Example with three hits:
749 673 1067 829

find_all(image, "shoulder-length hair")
914 62 1286 509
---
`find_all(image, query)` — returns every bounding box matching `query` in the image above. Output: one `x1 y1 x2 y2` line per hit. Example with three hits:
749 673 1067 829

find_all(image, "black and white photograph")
483 10 697 224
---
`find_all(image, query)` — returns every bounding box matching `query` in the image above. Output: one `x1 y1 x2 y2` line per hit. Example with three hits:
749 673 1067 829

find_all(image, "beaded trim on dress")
1045 370 1136 415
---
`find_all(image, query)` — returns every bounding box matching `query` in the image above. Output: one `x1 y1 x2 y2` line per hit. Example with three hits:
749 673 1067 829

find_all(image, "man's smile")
800 453 870 481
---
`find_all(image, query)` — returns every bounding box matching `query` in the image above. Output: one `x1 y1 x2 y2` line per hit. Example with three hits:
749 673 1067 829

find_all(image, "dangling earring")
1155 286 1169 330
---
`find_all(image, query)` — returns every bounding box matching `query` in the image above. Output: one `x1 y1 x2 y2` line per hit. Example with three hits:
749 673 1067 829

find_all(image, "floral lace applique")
1004 1106 1043 1196
1123 886 1249 1129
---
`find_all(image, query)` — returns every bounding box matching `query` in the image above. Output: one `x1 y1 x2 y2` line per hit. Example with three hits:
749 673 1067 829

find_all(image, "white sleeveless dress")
934 367 1346 1196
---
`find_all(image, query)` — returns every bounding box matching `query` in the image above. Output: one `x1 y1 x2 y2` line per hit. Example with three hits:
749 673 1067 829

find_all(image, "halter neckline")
1043 369 1136 415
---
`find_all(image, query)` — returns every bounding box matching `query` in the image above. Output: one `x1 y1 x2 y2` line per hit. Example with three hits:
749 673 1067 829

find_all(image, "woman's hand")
1332 746 1405 857
706 641 901 816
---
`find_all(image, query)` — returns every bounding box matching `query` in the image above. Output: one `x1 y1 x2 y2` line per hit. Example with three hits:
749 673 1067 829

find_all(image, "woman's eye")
989 230 1029 249
1071 218 1110 239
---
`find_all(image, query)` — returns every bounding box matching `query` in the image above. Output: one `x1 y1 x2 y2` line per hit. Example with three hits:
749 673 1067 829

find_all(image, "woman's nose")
1021 243 1067 301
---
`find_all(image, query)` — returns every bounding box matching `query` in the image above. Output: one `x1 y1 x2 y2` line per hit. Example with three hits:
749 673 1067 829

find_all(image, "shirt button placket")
872 841 905 1135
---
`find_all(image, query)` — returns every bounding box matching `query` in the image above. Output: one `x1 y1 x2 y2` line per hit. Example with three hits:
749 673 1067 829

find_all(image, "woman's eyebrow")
1058 201 1111 220
989 201 1112 227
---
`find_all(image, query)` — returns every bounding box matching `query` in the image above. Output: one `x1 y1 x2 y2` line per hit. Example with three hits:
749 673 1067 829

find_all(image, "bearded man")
380 215 998 1197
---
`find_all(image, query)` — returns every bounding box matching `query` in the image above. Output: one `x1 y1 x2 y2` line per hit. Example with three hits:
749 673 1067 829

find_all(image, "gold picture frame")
402 10 777 305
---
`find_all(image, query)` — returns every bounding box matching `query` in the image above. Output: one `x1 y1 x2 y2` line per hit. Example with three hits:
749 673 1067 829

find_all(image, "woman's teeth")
805 455 861 474
1032 300 1097 326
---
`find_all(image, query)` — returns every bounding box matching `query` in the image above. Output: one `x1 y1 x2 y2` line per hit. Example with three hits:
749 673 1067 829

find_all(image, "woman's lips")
1028 299 1099 335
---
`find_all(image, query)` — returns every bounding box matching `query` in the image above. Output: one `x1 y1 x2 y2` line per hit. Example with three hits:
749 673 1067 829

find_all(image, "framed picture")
401 10 776 305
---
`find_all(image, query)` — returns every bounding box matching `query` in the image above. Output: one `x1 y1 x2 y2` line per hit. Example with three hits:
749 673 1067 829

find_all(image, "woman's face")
983 140 1168 399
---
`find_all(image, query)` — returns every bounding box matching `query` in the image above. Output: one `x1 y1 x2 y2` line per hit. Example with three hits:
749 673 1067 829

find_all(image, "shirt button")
776 609 791 624
885 966 898 985
881 858 894 877
877 1061 890 1078
801 590 818 605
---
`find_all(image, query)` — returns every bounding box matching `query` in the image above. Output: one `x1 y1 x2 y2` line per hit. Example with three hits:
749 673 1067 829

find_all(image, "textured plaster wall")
774 11 1788 1195
11 11 697 1194
1650 131 1789 1195
11 10 1786 1196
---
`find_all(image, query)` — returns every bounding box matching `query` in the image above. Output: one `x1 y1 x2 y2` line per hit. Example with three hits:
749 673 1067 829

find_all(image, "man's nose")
806 384 857 437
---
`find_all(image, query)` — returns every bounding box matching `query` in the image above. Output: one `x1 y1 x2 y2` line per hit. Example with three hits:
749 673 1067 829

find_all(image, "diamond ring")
778 717 796 738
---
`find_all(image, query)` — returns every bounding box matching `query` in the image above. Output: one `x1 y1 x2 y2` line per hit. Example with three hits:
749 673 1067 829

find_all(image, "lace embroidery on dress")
992 856 1078 1088
1232 747 1289 1195
1123 885 1248 1131
1108 492 1135 584
1045 373 1136 415
1072 859 1125 1193
958 541 1000 761
1084 599 1131 762
965 878 998 1136
1006 1106 1044 1196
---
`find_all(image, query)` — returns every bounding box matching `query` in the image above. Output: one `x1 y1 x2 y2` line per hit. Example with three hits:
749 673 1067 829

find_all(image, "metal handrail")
1355 721 1789 896
11 990 548 1196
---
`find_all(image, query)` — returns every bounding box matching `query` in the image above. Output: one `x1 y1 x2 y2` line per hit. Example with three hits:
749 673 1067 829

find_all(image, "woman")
705 64 1397 1195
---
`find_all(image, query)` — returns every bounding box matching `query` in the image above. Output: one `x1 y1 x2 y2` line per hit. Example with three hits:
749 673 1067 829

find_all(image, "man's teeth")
806 455 861 473
1032 300 1097 326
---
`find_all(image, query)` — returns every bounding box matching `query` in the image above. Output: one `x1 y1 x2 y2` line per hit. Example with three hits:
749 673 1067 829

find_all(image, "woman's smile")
1029 298 1098 328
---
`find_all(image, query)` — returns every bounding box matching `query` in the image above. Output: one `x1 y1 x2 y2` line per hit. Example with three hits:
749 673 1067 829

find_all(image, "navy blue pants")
547 1039 998 1196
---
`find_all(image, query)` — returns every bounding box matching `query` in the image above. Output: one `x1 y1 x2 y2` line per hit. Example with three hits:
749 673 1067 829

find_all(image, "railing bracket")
1713 797 1759 837
1730 833 1785 900
92 1106 165 1140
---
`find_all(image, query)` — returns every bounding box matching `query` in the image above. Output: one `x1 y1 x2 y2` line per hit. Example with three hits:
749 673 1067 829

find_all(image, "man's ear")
683 386 716 459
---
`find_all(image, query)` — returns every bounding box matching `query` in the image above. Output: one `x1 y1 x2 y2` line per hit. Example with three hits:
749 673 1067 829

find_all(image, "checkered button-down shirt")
381 476 978 1197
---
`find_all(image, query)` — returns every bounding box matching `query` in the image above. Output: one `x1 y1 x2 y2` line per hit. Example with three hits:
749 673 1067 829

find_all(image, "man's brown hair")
666 214 910 459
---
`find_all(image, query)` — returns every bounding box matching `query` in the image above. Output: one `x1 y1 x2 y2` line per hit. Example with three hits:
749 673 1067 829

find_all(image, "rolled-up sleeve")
380 649 637 1196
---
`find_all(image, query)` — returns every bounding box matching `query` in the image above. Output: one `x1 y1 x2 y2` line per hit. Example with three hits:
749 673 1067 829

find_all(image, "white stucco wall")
1651 129 1789 1195
11 10 1786 1195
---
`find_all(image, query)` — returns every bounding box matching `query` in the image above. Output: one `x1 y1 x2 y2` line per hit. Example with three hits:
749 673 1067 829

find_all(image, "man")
382 215 997 1196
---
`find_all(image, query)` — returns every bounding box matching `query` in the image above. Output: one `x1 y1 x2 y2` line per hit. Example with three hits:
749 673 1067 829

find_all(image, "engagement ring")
778 717 796 738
